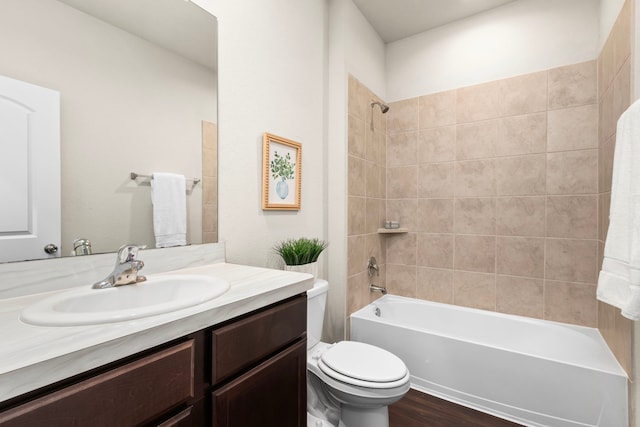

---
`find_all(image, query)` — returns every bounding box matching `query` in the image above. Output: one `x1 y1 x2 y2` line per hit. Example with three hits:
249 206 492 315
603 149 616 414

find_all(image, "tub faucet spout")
369 284 387 294
92 244 147 289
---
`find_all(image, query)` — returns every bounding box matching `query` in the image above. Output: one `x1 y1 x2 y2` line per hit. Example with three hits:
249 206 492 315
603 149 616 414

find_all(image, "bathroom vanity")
0 256 312 426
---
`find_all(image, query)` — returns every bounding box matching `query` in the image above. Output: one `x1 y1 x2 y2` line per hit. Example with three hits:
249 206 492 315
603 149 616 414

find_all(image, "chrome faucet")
73 238 92 256
369 284 387 294
367 256 387 294
92 244 147 289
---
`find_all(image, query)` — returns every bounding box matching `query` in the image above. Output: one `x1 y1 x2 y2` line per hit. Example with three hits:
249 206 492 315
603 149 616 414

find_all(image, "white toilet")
306 280 410 427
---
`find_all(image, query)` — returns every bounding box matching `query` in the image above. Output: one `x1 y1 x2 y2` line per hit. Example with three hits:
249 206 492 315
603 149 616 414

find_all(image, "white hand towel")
151 173 187 248
598 99 640 320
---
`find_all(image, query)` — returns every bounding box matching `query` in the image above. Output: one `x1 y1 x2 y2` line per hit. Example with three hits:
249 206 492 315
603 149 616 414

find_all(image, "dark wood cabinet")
0 340 195 427
210 294 307 427
155 405 195 427
211 296 306 385
0 294 307 427
212 339 306 427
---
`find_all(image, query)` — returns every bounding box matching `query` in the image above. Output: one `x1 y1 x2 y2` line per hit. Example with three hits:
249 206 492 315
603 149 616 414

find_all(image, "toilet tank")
306 279 328 349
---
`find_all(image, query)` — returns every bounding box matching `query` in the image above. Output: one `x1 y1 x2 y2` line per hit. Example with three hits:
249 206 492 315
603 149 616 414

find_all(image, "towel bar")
130 172 200 185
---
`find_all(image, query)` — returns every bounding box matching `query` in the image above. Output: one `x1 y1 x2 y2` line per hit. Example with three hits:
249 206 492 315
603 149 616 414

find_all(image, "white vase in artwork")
276 178 289 199
284 262 318 282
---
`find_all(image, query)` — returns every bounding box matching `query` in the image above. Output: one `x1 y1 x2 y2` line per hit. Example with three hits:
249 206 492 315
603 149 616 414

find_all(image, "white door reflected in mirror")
0 74 60 263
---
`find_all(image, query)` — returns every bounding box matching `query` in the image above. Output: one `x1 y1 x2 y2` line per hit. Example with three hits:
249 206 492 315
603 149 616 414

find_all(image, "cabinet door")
212 339 306 427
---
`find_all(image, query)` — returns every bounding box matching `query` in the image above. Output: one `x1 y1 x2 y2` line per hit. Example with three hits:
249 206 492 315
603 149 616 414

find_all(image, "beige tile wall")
347 76 387 316
381 60 600 327
597 0 633 375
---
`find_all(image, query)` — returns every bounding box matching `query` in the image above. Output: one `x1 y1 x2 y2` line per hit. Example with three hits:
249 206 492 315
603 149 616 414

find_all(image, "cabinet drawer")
0 340 195 427
212 339 307 427
211 295 306 384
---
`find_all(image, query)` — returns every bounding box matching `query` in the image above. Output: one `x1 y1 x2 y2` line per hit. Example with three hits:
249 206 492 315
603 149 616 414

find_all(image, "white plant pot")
284 262 318 282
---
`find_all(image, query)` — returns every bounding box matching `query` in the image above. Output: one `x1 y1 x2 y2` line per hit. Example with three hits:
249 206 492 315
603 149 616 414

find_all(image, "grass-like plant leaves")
273 237 328 266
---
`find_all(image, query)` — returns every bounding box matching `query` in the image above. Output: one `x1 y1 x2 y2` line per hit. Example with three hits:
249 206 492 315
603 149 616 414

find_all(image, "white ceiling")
352 0 518 43
57 0 217 71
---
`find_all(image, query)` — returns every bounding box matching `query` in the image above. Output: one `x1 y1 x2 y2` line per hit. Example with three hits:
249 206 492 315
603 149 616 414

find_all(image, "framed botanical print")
262 133 302 210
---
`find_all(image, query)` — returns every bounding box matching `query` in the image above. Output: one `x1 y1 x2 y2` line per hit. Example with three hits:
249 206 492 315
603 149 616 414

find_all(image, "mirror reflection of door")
0 74 60 262
0 0 217 260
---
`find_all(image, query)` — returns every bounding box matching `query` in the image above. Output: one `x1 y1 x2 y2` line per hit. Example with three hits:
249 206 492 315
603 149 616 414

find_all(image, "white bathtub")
350 295 628 427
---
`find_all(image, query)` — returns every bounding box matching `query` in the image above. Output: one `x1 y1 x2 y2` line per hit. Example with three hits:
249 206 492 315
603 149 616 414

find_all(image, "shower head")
371 100 390 114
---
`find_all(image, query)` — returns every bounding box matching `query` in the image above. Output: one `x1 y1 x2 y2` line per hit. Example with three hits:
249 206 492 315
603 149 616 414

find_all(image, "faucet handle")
114 244 146 285
93 244 146 289
117 244 141 263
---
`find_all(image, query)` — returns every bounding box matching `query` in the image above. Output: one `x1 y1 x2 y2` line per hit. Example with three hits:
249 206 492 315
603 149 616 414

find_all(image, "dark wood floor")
389 389 524 427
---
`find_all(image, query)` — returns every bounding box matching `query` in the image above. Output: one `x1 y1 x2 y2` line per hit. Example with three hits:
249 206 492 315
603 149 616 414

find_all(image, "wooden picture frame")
262 133 302 210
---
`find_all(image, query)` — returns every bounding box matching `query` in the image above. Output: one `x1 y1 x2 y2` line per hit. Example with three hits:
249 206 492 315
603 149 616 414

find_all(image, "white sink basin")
20 274 230 326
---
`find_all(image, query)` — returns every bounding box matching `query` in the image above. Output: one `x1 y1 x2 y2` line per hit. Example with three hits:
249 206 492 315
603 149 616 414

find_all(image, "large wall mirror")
0 0 217 260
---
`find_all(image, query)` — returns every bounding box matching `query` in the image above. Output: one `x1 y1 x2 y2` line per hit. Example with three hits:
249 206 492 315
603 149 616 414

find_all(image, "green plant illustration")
270 151 295 181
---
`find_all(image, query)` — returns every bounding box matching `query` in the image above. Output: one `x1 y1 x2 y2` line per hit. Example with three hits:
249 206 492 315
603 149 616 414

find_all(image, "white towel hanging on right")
597 99 640 320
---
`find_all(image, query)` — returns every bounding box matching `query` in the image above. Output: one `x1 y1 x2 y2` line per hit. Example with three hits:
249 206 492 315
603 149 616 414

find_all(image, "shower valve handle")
367 256 379 277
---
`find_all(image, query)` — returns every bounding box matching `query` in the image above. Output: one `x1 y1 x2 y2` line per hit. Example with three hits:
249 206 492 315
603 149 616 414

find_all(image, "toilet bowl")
306 280 410 427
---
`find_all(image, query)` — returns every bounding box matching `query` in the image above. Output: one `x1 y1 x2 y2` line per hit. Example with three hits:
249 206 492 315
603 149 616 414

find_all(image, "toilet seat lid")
319 341 408 384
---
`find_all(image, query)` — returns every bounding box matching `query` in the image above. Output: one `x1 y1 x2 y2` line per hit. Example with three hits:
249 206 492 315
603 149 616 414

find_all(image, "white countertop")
0 262 314 402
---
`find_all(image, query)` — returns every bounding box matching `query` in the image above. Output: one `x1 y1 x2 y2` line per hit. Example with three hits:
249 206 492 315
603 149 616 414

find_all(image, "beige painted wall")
386 0 599 102
194 0 327 272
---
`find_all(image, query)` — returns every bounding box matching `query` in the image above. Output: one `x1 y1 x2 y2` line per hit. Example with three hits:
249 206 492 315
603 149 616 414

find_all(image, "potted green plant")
273 237 327 281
